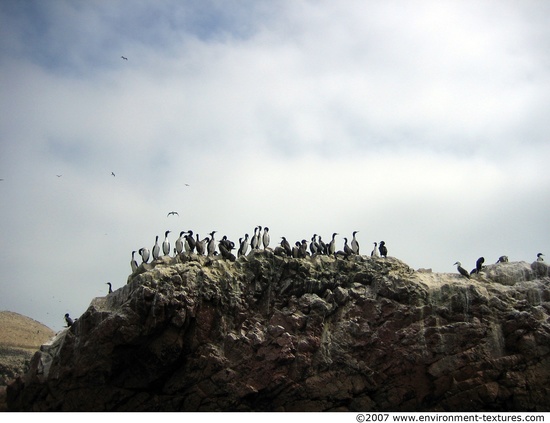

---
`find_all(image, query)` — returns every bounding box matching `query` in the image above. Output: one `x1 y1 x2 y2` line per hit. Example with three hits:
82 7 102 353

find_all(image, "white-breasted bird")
162 230 171 256
139 247 150 263
207 231 217 256
175 231 185 255
454 261 470 279
262 227 270 250
328 233 338 255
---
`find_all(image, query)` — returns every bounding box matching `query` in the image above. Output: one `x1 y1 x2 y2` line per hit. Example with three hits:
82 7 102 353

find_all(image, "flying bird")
121 56 128 60
56 175 62 177
167 211 179 217
111 172 116 177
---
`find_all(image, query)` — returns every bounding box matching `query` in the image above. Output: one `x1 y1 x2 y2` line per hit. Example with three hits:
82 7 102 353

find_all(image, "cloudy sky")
1 0 549 331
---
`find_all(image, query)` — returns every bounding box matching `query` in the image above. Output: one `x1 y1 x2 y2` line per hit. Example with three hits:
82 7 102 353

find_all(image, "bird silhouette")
121 56 128 60
111 172 116 177
167 211 179 217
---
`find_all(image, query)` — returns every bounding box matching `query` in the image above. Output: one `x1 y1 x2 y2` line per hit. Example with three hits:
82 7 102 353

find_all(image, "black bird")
299 240 308 258
379 241 388 258
537 253 545 262
496 255 508 263
121 56 128 60
106 282 113 294
317 236 327 255
184 230 196 253
343 238 353 256
111 172 116 177
454 261 470 279
281 237 292 256
167 211 179 217
64 313 74 327
475 257 485 273
219 238 236 261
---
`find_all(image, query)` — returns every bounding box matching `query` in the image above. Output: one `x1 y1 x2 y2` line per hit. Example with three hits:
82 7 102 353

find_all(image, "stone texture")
6 253 550 411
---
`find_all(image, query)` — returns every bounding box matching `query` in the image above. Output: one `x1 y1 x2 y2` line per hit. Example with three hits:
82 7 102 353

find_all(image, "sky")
1 0 549 331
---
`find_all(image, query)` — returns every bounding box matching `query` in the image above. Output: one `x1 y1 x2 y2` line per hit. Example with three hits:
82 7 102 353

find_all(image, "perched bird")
351 231 360 255
537 253 545 262
300 240 308 258
343 238 353 256
138 247 150 263
328 233 338 256
475 257 485 273
162 230 171 255
219 237 236 261
106 282 113 294
130 251 138 272
281 237 292 256
121 56 128 60
64 313 74 327
207 231 217 256
238 234 249 257
251 226 261 250
262 227 270 250
310 235 319 255
175 231 185 255
152 236 160 260
196 235 208 256
454 261 470 279
167 211 179 217
379 241 388 258
496 256 509 263
292 241 301 258
371 242 379 257
184 230 196 253
318 236 327 255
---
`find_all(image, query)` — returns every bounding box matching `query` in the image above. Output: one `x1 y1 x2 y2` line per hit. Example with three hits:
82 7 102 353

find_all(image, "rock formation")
6 252 550 411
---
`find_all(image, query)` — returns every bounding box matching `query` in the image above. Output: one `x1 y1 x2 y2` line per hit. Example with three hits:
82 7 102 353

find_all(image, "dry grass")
0 311 54 350
0 310 55 393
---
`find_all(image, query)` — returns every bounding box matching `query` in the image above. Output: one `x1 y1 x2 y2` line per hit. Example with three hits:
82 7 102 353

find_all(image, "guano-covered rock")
6 252 550 411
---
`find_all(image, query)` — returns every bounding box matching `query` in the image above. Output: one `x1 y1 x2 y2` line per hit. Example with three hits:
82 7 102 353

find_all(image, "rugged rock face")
6 252 550 411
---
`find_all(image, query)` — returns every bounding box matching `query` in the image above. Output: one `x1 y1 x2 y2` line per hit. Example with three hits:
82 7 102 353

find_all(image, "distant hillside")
0 311 54 410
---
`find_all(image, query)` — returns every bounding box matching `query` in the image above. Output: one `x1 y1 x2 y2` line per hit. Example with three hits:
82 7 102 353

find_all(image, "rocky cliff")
6 252 550 411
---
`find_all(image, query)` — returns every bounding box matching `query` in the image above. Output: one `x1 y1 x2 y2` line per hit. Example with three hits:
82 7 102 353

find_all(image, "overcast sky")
1 0 549 331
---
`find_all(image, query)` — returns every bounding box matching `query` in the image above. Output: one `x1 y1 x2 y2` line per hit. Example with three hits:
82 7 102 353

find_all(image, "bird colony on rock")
454 253 544 279
130 227 389 272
